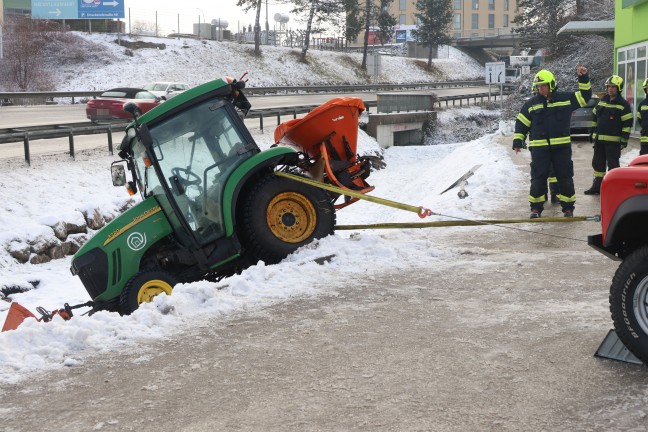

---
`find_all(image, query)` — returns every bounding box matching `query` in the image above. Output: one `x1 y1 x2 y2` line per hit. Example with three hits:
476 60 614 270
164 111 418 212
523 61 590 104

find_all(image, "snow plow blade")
1 301 92 332
1 302 37 332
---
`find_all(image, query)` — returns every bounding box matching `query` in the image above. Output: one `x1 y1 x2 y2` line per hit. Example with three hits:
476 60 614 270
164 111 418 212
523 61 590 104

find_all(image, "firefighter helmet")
643 78 648 93
605 75 624 91
532 70 557 92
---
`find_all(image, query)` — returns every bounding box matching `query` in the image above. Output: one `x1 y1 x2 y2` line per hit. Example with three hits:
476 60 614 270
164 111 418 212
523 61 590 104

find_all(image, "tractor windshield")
132 98 257 245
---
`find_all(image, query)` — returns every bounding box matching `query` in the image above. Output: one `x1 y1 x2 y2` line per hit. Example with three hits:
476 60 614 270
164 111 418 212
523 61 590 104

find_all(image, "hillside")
43 32 484 91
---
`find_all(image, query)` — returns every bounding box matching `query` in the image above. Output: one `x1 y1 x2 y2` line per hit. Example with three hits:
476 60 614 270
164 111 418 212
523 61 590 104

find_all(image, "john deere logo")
127 232 147 251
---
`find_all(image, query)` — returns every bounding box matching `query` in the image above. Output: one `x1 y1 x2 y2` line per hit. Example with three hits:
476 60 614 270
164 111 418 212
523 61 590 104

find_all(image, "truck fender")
604 194 648 249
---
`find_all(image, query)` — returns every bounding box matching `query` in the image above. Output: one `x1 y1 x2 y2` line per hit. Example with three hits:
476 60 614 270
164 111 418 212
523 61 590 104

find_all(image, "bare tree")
0 17 53 92
238 0 264 55
292 0 346 61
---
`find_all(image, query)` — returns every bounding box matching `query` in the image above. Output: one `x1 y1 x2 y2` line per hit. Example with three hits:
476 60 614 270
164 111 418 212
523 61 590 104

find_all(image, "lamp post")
197 8 205 39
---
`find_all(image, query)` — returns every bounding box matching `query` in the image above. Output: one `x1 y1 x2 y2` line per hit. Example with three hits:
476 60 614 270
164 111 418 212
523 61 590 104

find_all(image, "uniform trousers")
529 145 574 211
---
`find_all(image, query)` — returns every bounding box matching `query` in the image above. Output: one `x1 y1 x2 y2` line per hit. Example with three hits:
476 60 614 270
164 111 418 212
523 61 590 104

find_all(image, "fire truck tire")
240 174 335 265
119 271 178 315
610 245 648 365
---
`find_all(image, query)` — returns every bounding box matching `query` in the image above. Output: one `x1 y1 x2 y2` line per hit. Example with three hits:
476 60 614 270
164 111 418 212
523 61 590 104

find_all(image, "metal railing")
0 80 490 105
0 90 508 165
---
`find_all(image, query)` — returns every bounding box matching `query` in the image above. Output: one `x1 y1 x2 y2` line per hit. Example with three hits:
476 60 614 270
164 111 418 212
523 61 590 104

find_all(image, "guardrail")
0 90 508 165
0 80 494 105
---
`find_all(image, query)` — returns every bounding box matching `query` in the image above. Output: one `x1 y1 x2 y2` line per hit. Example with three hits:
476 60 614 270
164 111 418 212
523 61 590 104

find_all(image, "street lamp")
197 8 205 39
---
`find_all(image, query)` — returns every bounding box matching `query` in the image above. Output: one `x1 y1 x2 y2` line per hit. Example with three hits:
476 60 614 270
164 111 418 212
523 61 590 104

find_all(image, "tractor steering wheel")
171 167 201 186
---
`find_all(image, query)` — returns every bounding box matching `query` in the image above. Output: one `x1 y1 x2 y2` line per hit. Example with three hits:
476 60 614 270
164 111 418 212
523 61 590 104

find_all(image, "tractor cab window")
133 98 256 245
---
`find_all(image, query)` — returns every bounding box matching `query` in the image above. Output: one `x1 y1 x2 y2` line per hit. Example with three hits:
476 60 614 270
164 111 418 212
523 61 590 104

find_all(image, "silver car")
142 82 191 99
570 95 599 135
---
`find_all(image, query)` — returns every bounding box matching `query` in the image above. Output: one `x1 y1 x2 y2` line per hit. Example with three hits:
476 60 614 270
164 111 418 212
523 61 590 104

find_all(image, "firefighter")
639 78 648 155
584 75 634 195
513 66 592 218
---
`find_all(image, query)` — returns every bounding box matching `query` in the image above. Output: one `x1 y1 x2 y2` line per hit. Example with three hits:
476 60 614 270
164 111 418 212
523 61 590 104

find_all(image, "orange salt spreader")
274 97 374 209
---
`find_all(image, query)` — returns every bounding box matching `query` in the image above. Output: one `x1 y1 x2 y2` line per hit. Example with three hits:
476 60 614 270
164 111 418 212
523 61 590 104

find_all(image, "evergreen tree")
412 0 453 67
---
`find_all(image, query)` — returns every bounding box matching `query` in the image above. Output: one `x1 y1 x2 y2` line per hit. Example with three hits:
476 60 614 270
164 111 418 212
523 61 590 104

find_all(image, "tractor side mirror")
111 162 127 186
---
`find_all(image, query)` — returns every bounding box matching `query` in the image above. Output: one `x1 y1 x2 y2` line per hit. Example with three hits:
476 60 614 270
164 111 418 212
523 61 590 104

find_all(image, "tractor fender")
71 197 173 304
604 194 648 250
221 146 298 237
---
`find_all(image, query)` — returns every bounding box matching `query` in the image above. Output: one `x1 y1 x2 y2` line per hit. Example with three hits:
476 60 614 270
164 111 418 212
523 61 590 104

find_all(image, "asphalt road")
0 86 498 161
0 86 495 128
1 135 646 431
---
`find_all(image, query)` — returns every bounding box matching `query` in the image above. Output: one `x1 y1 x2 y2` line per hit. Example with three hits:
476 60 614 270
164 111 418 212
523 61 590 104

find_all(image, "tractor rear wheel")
239 174 335 265
119 271 178 315
610 246 648 365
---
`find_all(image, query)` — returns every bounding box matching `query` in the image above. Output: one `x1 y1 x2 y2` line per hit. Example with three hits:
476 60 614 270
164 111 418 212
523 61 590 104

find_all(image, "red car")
86 88 163 121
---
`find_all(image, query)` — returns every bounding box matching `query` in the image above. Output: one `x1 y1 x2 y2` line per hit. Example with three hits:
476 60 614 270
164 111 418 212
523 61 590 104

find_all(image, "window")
489 0 495 10
472 0 479 9
454 0 462 9
454 14 462 29
472 13 479 29
638 47 646 58
400 0 406 10
628 49 636 60
488 14 495 28
503 14 508 27
399 14 406 24
618 51 626 62
504 0 509 9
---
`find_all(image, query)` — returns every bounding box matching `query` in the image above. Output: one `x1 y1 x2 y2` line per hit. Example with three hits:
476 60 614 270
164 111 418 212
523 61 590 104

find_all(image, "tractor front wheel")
610 246 648 365
239 174 335 265
119 271 178 315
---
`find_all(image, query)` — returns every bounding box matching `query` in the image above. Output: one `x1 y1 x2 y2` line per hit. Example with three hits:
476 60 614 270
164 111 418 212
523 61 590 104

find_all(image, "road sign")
78 0 125 19
485 62 506 85
31 0 125 20
32 0 79 20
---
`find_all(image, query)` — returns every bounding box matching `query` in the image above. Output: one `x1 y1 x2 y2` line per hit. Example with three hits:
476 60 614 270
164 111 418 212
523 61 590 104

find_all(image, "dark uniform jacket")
638 98 648 144
591 94 633 144
513 73 591 149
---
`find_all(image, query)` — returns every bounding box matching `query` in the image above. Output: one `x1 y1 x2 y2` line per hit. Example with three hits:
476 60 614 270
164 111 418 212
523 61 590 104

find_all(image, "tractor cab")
119 96 258 248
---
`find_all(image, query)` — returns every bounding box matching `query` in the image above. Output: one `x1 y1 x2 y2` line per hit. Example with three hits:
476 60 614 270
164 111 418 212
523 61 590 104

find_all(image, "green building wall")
615 0 648 131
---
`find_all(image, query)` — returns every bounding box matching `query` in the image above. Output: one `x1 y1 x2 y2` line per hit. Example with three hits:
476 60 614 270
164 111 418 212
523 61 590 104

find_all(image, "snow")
50 32 484 92
0 31 514 385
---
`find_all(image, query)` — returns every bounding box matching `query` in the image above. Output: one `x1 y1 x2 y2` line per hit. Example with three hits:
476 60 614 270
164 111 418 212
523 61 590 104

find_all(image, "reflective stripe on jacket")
639 99 648 140
513 74 592 149
591 94 634 143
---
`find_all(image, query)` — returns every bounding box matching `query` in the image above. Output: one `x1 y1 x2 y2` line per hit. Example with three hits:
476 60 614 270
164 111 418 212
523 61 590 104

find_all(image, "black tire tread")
609 245 648 365
239 174 335 265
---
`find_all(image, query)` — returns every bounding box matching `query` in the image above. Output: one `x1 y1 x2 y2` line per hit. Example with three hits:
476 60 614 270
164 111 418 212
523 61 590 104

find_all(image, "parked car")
142 82 191 99
570 95 599 135
86 88 163 121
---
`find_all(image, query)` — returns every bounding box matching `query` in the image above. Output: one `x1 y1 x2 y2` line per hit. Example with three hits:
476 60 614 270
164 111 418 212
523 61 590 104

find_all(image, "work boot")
563 209 574 218
530 209 542 219
584 177 603 195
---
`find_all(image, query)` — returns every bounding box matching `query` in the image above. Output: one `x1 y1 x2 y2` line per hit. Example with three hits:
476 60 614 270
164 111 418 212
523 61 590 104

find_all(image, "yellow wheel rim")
137 279 173 304
266 192 317 243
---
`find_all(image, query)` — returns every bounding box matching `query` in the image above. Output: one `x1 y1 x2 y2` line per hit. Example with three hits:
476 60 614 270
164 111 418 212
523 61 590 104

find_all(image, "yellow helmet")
605 75 624 91
643 78 647 93
532 70 556 92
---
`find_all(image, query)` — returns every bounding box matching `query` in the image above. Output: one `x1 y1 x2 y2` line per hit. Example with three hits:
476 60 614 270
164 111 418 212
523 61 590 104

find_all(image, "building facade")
615 0 648 132
390 0 519 39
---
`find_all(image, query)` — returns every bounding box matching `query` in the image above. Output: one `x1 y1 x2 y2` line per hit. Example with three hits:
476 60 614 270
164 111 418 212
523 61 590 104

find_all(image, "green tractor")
70 76 371 315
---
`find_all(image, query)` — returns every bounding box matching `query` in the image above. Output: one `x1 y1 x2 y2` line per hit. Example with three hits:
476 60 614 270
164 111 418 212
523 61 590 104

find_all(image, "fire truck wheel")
239 174 335 265
119 271 178 315
610 245 648 365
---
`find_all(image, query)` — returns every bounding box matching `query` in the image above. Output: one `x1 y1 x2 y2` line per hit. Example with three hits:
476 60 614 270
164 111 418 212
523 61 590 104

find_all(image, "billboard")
31 0 125 19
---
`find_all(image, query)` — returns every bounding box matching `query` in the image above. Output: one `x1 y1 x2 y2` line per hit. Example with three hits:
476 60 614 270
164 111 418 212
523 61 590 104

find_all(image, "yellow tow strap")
275 171 598 231
275 171 433 218
336 216 592 230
